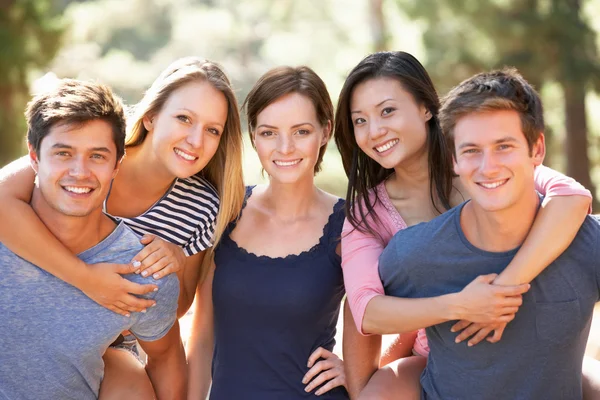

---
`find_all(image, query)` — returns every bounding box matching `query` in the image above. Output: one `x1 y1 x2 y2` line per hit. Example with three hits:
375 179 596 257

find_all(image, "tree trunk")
562 81 598 209
0 84 26 167
369 0 387 52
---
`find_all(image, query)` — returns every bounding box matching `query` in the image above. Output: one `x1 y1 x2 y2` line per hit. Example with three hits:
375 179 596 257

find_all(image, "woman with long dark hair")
335 51 592 398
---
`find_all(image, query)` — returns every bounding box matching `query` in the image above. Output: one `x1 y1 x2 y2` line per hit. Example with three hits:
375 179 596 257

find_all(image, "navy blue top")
210 187 348 399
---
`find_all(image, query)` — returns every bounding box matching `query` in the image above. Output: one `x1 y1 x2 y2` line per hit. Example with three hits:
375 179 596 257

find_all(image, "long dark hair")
334 51 454 239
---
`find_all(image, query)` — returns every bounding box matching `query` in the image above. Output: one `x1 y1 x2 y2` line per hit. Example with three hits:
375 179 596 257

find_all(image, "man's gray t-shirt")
379 202 600 400
0 221 180 400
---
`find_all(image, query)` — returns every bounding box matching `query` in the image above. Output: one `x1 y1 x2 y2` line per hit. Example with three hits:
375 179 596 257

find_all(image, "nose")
479 150 501 177
368 120 387 141
277 134 295 155
186 125 204 149
69 156 91 179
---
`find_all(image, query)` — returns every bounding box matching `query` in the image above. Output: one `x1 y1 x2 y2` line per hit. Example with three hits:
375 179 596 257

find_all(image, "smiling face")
145 80 228 179
253 92 330 184
350 77 431 170
30 119 119 218
453 109 544 213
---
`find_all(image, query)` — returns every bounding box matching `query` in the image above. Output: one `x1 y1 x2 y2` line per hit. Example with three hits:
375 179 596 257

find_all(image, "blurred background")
2 0 600 205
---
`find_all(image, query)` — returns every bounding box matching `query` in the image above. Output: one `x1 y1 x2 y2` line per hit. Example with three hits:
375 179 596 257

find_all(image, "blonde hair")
127 57 244 269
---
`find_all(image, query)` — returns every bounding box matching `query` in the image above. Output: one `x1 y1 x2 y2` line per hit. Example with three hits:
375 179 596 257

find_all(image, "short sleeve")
182 178 220 256
534 165 592 212
130 274 180 341
183 217 216 256
341 217 386 335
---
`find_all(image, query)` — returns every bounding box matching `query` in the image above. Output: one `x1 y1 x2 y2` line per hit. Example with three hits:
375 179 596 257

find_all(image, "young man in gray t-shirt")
0 80 185 399
380 69 600 399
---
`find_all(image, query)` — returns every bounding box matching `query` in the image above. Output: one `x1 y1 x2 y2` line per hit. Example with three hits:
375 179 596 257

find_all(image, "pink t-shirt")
341 165 592 357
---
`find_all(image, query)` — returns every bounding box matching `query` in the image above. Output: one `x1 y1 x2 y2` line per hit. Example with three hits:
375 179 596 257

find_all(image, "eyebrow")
51 143 112 153
457 136 519 150
177 108 225 129
351 98 395 115
256 122 314 130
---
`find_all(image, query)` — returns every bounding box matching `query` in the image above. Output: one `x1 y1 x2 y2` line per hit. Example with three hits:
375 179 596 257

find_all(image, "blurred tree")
0 0 63 165
369 0 389 52
395 0 600 205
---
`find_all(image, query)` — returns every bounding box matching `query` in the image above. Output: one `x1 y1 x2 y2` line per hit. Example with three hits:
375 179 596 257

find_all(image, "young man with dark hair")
379 68 600 399
0 79 186 399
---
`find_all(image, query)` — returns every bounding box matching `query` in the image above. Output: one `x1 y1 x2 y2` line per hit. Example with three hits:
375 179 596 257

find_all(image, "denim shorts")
110 333 144 365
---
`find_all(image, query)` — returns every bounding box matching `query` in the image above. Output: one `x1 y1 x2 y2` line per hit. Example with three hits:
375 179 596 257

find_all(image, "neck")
388 149 431 196
461 189 539 252
31 188 115 254
261 176 320 221
120 143 176 198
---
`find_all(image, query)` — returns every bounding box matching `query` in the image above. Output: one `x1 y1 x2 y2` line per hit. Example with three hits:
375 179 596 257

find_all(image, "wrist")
71 260 93 291
442 293 464 321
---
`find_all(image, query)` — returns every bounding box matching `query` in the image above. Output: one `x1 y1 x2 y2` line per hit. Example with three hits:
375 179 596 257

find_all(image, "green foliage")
0 0 64 164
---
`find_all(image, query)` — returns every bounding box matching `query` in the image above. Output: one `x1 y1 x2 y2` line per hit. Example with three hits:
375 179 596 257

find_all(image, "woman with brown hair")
187 66 349 399
0 57 245 398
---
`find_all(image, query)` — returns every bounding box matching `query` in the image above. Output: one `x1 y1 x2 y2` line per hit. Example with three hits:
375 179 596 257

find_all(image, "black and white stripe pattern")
118 175 220 256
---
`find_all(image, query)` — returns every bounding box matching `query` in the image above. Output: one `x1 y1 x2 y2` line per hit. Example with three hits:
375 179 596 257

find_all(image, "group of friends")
0 51 599 400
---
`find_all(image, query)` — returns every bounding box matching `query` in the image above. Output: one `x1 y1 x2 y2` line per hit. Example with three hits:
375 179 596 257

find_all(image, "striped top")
105 175 219 256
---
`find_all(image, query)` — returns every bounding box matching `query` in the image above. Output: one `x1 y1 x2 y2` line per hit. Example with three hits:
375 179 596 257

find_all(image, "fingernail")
151 303 157 307
468 342 473 347
302 378 307 384
153 273 160 279
132 260 141 269
450 328 456 332
142 271 148 277
141 309 147 313
153 288 158 292
455 338 460 343
125 313 130 318
304 387 310 392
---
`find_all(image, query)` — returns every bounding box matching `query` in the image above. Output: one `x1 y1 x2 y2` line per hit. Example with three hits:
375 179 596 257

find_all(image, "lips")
374 139 399 153
174 148 198 162
273 159 302 167
476 179 509 189
61 184 95 195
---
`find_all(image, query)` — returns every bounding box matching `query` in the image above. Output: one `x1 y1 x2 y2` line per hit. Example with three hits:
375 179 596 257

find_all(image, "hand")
132 235 186 280
302 347 346 396
451 274 529 324
81 262 158 317
451 321 508 346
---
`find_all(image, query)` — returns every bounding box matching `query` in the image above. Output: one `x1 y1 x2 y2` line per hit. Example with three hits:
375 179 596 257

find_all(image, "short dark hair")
243 66 334 174
439 68 544 154
26 79 126 161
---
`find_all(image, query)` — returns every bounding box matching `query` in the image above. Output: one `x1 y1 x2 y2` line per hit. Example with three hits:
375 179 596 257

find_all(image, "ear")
421 105 432 122
321 120 332 147
112 152 125 180
28 143 40 174
453 154 459 176
531 133 545 167
142 115 155 132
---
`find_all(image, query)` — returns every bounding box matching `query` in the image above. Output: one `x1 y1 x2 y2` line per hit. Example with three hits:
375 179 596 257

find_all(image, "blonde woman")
0 57 244 398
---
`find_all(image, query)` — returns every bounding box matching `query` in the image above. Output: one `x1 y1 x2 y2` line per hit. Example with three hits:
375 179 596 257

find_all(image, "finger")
499 306 520 315
497 313 516 323
303 360 333 384
124 280 159 296
132 244 162 273
451 320 471 333
476 273 498 284
139 234 157 245
119 293 156 311
467 326 493 346
113 301 132 317
107 304 130 317
315 376 345 396
495 283 530 296
487 325 507 343
140 258 171 279
305 368 337 392
113 262 139 275
307 347 330 368
454 323 483 343
138 251 167 277
151 263 178 280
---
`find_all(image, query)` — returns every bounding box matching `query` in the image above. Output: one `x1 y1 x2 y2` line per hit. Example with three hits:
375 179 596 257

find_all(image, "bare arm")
177 251 206 318
186 262 215 400
379 333 416 367
0 157 155 314
140 322 187 400
343 300 381 399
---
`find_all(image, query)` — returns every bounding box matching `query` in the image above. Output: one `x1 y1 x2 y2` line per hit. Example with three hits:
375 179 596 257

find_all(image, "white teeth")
64 186 92 194
274 159 301 167
479 180 507 189
174 148 197 161
375 139 399 153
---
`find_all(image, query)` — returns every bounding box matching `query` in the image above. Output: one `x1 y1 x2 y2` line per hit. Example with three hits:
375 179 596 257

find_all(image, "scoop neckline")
375 181 408 231
223 186 343 263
